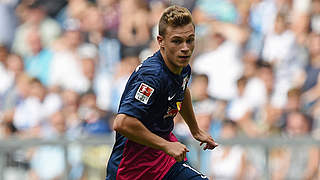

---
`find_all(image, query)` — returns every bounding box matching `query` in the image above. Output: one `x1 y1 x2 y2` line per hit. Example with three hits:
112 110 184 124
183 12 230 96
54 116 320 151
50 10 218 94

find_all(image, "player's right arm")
113 113 189 162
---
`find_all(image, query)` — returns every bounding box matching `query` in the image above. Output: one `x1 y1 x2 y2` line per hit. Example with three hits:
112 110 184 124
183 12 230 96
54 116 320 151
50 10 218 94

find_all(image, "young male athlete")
106 5 218 180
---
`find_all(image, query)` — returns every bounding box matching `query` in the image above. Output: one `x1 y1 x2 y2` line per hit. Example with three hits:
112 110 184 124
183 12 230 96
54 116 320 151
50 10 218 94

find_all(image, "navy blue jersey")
106 50 191 180
118 50 191 136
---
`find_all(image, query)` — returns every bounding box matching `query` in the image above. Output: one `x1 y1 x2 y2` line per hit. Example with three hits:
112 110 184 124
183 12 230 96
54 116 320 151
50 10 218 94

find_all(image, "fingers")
203 144 209 150
195 131 219 150
206 136 219 149
176 152 185 162
214 142 219 147
203 142 218 150
176 147 189 162
185 147 190 152
203 144 210 150
166 142 190 162
200 139 219 150
181 147 189 161
182 151 186 161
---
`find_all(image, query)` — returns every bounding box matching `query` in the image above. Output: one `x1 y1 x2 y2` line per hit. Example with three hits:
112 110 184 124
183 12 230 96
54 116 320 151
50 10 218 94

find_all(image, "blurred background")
0 0 320 179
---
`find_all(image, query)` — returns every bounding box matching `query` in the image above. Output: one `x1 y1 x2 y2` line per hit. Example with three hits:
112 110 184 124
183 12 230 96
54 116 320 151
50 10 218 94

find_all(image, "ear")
157 35 164 48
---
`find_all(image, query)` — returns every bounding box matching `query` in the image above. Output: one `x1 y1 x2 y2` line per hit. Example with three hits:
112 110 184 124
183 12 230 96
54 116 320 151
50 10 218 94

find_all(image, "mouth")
178 55 190 60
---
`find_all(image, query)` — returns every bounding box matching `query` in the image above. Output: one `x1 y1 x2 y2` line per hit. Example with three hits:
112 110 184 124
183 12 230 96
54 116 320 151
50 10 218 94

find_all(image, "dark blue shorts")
162 161 209 180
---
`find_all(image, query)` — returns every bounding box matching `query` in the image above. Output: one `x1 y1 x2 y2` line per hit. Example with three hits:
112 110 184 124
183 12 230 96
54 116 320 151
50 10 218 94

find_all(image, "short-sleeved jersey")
106 51 191 180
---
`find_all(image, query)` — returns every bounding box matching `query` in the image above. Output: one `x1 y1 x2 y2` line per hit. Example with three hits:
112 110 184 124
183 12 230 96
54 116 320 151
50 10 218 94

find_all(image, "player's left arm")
179 88 218 150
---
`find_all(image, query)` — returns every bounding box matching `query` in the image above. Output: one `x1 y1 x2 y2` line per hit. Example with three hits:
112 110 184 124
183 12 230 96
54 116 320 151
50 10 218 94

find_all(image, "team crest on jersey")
135 83 154 104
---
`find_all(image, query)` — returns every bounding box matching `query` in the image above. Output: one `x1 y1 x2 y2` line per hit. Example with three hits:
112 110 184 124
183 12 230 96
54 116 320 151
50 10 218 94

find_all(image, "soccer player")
106 5 218 180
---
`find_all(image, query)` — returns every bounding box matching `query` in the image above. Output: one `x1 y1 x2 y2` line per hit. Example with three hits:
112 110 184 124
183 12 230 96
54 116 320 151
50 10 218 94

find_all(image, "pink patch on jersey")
116 133 180 180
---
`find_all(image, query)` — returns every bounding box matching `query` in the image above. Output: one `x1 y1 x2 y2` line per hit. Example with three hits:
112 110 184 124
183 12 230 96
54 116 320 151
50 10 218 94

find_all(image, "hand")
192 129 218 150
163 142 189 162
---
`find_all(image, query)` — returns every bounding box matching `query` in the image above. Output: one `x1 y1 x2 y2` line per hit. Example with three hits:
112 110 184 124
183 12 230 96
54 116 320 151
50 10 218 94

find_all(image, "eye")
172 39 182 44
186 38 194 44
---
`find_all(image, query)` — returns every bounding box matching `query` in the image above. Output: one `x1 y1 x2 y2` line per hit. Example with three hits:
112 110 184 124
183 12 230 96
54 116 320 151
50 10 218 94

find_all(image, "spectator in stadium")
277 88 304 129
270 111 319 180
234 61 274 137
189 73 216 133
174 73 219 174
79 91 113 180
13 78 62 135
310 0 320 34
1 73 29 113
0 0 18 48
118 0 151 57
60 89 82 138
226 76 249 123
106 5 217 180
81 4 121 75
301 32 320 132
79 91 112 135
80 5 122 111
24 26 54 86
96 0 120 38
109 55 140 113
262 13 295 67
262 12 305 108
49 18 91 93
0 45 12 96
29 111 67 180
5 53 24 81
209 120 247 180
139 1 168 61
192 20 248 101
301 32 320 103
0 54 26 111
55 0 88 27
12 1 61 58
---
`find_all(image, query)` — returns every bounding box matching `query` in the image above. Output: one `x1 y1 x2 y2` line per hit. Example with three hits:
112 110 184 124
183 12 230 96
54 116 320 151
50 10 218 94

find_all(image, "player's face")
158 23 195 74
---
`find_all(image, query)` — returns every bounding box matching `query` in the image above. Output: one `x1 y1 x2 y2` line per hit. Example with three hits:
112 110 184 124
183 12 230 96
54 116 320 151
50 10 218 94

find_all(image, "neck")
160 50 182 75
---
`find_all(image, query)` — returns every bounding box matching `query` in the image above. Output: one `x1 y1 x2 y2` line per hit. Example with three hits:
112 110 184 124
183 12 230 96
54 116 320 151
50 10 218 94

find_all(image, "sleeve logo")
135 83 154 104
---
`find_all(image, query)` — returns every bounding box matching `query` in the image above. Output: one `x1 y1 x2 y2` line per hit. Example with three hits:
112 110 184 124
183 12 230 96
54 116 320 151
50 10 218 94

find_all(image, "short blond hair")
158 5 194 37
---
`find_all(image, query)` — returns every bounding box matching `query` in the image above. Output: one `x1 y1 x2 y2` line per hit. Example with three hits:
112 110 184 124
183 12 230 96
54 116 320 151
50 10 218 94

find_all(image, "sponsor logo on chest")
164 102 182 118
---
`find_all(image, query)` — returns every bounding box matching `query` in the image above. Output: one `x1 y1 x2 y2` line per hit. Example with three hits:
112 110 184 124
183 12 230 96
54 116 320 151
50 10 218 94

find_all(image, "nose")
181 42 189 53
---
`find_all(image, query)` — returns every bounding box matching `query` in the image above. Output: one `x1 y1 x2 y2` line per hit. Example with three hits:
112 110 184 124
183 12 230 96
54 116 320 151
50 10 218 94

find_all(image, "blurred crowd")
1 0 320 179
